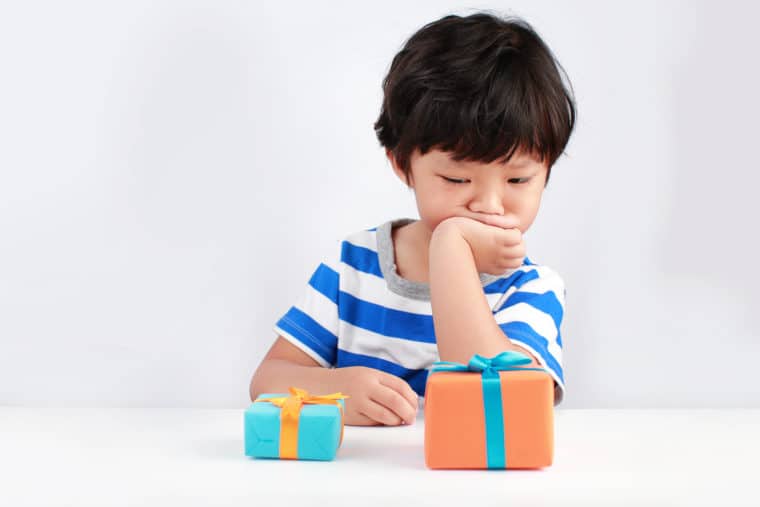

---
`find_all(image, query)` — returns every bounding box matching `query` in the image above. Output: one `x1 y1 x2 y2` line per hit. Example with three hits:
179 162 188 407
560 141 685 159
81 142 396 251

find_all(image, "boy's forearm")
249 359 337 401
428 225 540 367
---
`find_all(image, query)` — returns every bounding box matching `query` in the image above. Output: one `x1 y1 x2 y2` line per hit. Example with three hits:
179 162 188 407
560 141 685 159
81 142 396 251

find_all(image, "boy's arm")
427 225 541 367
250 337 418 426
249 336 338 401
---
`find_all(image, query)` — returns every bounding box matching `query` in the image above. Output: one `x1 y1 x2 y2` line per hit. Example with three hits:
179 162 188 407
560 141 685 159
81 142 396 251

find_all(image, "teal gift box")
244 387 348 461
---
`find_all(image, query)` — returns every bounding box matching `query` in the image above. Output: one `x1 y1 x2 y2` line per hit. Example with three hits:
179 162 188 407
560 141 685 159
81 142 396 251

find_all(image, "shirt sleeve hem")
274 326 332 368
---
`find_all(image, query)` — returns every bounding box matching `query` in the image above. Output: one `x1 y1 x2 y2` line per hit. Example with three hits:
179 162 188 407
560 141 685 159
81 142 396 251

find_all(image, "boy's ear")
386 149 414 188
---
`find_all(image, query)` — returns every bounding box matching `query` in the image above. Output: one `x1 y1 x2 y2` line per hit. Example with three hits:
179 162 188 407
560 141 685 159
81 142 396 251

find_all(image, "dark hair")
374 12 576 186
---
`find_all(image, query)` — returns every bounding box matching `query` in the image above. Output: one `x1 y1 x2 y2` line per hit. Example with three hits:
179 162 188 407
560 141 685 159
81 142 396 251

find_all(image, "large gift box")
244 387 348 461
424 351 554 469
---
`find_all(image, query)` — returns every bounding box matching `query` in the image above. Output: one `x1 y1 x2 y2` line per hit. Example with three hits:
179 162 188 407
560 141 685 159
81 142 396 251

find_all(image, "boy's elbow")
249 374 258 402
249 380 258 402
249 363 267 402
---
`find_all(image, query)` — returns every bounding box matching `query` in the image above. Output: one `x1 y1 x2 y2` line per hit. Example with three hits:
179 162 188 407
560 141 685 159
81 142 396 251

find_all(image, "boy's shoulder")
502 261 567 300
477 257 566 298
514 259 563 279
314 220 394 271
337 217 408 252
341 223 383 249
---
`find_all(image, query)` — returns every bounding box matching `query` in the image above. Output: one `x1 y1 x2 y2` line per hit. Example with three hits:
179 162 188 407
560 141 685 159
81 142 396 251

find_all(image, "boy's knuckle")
374 407 394 425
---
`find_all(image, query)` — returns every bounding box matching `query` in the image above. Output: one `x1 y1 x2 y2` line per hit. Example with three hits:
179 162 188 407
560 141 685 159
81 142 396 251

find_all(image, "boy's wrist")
429 218 468 253
324 366 343 394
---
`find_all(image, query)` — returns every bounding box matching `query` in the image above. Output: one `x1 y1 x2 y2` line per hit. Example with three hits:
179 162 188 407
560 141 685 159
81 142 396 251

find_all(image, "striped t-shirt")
274 217 567 405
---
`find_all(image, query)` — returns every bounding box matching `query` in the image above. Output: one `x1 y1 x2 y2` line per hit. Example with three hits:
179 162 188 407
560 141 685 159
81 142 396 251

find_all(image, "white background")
1 0 758 409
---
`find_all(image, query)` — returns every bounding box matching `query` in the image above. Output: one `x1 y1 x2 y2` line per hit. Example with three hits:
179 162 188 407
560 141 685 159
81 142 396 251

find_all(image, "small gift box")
424 351 554 469
244 387 348 461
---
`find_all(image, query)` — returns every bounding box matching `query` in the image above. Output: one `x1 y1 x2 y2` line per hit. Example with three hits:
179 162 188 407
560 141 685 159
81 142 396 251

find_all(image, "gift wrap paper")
424 352 554 469
244 389 346 461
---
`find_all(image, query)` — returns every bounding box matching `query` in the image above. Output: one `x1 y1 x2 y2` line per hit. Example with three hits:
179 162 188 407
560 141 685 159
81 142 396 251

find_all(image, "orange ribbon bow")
254 387 349 459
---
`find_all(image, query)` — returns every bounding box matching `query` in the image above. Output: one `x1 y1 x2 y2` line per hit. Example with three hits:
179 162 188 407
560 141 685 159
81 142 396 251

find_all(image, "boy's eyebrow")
505 159 531 168
440 154 535 169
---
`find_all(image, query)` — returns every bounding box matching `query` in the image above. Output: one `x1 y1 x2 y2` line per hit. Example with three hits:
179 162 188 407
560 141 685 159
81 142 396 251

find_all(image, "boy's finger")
497 229 522 247
347 411 382 427
370 384 417 424
379 373 419 408
379 375 419 417
473 212 520 230
360 399 403 426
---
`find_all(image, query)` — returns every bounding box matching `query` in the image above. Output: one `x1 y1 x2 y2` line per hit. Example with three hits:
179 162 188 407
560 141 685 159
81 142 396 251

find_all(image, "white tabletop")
0 407 757 506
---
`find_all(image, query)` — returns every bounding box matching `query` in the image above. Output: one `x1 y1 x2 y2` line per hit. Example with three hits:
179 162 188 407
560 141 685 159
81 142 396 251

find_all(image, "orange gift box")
424 352 554 469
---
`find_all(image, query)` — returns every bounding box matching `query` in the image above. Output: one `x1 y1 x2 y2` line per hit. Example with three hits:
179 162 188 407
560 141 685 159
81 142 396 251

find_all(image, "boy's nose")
468 191 504 215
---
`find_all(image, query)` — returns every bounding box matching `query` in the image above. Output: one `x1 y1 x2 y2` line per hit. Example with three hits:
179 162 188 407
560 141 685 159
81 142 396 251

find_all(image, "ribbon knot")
432 350 536 379
254 387 349 459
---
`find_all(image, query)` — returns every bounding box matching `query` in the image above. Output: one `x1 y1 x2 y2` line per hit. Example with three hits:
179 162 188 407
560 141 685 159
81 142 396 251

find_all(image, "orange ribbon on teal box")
244 387 348 461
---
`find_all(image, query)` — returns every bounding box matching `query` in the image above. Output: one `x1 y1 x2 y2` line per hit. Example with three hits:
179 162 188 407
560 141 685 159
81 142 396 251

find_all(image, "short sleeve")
274 259 340 368
493 266 566 405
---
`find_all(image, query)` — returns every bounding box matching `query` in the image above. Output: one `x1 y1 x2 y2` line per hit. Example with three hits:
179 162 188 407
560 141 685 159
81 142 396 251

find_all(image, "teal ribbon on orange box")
431 351 546 469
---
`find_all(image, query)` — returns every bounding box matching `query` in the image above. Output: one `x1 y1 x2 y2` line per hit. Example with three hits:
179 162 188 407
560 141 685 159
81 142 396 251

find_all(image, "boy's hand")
433 213 526 275
332 366 418 426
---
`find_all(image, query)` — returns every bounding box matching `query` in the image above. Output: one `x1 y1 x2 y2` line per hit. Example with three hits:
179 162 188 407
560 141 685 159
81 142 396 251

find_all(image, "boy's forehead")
426 147 541 168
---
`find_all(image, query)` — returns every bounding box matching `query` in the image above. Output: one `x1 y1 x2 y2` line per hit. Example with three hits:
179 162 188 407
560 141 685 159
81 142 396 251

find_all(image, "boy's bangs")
408 71 560 167
375 12 576 184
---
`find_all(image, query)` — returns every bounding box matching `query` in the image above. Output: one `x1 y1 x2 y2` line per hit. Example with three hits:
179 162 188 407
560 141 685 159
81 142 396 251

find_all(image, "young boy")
250 12 575 426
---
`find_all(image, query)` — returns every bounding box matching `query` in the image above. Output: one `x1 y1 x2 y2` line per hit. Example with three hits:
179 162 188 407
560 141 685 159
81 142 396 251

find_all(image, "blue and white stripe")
275 225 566 402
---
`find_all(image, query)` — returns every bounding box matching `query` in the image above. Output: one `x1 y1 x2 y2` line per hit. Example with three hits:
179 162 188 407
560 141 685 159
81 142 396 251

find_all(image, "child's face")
390 147 549 236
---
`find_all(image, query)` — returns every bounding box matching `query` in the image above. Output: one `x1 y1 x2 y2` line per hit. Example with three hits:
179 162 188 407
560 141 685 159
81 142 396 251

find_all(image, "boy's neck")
392 219 432 283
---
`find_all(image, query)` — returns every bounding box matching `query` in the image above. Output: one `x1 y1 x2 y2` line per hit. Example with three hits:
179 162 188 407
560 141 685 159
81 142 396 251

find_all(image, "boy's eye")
442 176 531 184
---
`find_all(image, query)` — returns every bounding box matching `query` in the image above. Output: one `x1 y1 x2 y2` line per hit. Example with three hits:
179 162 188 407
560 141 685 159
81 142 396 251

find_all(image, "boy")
250 12 575 426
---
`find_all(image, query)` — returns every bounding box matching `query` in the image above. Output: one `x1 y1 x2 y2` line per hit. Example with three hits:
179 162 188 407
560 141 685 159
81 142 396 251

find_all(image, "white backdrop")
1 0 758 409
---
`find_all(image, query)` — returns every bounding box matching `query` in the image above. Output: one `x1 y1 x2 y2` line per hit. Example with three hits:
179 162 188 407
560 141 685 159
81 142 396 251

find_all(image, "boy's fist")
433 213 526 275
331 366 418 426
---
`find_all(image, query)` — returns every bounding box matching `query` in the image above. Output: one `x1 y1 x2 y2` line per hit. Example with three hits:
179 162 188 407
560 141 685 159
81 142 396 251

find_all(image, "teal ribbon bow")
431 351 546 469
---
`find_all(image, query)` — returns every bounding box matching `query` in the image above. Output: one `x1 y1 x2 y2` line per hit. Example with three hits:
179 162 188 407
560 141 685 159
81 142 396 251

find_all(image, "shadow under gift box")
424 369 554 469
244 394 346 461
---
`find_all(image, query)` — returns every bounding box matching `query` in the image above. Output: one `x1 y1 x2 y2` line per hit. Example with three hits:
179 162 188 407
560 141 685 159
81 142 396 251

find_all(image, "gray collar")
375 218 504 301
